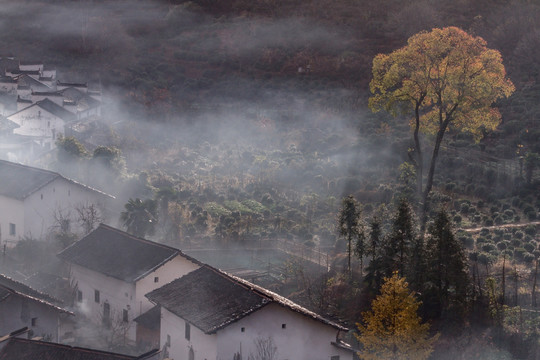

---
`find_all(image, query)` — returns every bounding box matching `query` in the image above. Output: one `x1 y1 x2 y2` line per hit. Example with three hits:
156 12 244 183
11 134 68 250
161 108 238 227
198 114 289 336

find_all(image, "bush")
497 242 507 251
524 242 535 253
524 253 536 263
485 219 494 226
453 215 462 223
514 247 526 261
515 231 524 239
525 225 537 236
482 243 496 252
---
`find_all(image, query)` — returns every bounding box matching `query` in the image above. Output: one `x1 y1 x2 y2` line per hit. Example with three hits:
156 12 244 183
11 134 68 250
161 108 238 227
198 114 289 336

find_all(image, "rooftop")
146 265 347 334
58 224 201 283
0 159 112 200
0 337 159 360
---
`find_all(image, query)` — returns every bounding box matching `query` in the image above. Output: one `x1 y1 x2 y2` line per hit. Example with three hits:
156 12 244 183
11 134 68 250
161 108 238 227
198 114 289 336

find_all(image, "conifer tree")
338 195 364 275
356 272 439 360
424 209 470 320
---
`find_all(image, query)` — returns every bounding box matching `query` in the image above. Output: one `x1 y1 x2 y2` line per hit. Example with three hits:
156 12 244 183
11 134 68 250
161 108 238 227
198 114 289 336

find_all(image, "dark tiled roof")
16 75 50 92
0 274 71 314
35 98 76 121
146 265 347 334
0 337 159 360
0 160 112 200
57 81 87 88
134 305 161 330
58 224 200 283
61 87 101 110
0 159 59 200
0 116 19 132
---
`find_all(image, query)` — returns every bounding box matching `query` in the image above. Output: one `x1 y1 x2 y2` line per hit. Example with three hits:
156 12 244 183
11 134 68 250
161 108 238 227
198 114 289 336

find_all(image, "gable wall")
23 177 110 241
0 294 62 342
136 255 200 316
216 303 351 360
160 307 217 360
8 105 64 149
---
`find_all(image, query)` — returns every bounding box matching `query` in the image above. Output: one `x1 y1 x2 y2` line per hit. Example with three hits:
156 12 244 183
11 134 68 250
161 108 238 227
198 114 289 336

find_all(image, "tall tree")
338 195 364 276
369 27 515 228
356 272 439 360
382 199 417 277
120 198 158 238
424 209 470 320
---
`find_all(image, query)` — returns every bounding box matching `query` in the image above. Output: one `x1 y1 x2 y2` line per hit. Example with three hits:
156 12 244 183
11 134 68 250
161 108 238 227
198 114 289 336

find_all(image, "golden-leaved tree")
356 272 439 360
369 27 515 228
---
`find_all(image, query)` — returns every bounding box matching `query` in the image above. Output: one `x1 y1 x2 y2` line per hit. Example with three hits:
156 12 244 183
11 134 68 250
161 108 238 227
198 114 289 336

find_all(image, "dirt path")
459 221 540 233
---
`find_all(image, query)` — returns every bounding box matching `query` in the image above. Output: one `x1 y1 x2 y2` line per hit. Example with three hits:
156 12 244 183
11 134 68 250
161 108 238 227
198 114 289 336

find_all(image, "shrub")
485 219 494 226
497 242 507 251
515 231 524 239
512 239 523 247
482 243 496 252
524 253 535 264
525 225 537 236
524 242 535 253
453 215 462 223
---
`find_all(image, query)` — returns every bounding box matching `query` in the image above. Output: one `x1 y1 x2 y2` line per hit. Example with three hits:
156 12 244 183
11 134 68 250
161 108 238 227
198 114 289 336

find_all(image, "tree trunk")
421 119 451 231
414 99 424 204
502 254 506 306
532 259 538 307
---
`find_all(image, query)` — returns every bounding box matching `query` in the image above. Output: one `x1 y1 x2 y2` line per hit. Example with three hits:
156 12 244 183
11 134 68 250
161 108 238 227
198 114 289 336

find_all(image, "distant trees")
356 272 439 360
369 27 515 228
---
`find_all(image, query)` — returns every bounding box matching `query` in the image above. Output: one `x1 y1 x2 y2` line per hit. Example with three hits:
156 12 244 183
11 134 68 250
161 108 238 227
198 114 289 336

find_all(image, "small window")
77 290 82 302
282 323 286 329
241 327 245 333
94 290 100 303
47 121 50 128
31 317 37 327
166 334 171 347
9 223 15 236
185 322 191 341
154 276 159 283
330 356 340 360
123 309 128 322
125 292 129 298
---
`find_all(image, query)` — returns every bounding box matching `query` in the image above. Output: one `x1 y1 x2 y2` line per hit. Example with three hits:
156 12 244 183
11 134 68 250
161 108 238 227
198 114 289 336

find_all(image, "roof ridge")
96 223 182 252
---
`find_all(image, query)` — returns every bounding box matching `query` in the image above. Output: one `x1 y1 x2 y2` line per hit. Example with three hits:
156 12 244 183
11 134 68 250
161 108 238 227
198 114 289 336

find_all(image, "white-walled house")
0 274 73 342
57 224 202 344
0 160 114 243
146 265 354 360
7 98 76 150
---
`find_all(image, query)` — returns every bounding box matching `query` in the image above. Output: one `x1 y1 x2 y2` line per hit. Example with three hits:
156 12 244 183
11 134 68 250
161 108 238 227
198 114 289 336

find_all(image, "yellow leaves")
369 27 515 142
356 272 439 360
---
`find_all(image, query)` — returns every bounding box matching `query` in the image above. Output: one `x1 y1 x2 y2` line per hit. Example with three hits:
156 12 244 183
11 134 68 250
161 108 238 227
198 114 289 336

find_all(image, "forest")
1 0 540 358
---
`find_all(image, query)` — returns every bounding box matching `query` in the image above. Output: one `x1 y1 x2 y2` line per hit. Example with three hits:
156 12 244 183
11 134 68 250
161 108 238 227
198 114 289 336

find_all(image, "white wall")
70 264 137 341
22 177 110 241
160 307 217 360
0 195 24 245
8 105 64 149
217 303 352 360
0 294 63 342
162 302 351 360
135 255 200 316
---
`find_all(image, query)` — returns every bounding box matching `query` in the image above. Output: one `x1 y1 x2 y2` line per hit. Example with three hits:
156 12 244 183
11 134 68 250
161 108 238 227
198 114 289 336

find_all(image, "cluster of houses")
0 57 355 359
0 219 354 359
0 57 102 163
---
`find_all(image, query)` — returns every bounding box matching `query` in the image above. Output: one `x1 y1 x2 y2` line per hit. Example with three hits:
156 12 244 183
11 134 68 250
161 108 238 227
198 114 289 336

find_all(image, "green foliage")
338 195 365 275
120 198 158 238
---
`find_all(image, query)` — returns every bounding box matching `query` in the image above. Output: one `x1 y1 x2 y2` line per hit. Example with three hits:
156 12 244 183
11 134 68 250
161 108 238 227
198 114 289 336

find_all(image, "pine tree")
381 199 416 277
338 195 364 276
424 209 470 320
356 272 439 360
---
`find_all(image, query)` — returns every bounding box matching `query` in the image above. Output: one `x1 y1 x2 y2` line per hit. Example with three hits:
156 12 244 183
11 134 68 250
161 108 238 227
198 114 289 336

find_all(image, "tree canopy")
356 272 439 360
369 27 515 226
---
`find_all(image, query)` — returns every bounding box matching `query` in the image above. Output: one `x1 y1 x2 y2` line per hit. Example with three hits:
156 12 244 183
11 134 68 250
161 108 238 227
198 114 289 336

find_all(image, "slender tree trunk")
414 99 424 203
502 254 506 306
532 259 538 307
421 121 449 231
